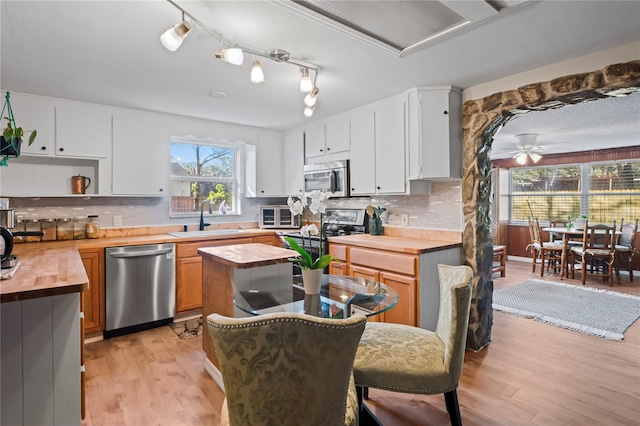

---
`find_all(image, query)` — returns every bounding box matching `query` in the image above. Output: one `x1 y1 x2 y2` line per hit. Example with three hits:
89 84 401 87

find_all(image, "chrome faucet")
199 200 212 231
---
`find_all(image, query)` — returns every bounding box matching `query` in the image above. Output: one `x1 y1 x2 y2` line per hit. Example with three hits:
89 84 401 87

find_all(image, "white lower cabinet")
112 111 168 195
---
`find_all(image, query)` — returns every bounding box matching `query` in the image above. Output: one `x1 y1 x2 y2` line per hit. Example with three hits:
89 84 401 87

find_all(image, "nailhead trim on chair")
207 316 365 330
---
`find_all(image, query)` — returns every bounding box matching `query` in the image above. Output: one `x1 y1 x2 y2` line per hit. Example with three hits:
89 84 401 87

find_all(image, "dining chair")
207 311 366 426
569 221 617 286
615 218 638 283
352 264 474 426
527 217 565 276
548 217 569 242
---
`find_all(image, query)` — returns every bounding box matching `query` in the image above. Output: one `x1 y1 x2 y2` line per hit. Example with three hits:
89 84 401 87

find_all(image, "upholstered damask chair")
207 312 366 426
353 264 474 426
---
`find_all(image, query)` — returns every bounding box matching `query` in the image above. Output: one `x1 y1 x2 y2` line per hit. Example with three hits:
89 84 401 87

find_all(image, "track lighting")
304 106 315 117
304 87 320 107
160 13 191 51
162 0 321 116
215 48 244 66
300 67 313 92
251 59 264 84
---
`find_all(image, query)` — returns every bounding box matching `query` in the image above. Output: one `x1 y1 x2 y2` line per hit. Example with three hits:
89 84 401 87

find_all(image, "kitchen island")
1 244 88 425
197 243 294 389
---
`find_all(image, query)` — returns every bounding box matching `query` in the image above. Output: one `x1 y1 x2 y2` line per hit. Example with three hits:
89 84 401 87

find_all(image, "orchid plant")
286 190 333 270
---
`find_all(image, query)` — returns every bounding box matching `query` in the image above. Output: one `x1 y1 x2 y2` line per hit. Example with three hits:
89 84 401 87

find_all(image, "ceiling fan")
501 133 571 165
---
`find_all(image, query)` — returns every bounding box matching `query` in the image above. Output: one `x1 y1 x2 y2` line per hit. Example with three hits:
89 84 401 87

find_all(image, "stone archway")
461 60 640 351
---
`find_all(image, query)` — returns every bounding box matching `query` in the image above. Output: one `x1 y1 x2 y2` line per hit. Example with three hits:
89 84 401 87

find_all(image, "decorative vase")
302 269 323 295
370 218 383 235
574 218 586 230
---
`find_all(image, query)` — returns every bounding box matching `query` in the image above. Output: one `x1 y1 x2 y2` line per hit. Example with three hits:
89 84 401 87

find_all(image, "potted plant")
284 236 334 294
1 115 37 158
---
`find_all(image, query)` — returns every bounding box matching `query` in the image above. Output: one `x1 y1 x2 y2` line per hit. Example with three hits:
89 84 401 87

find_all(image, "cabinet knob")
443 111 448 115
59 147 64 152
319 149 323 152
351 188 355 191
261 190 264 193
40 146 47 151
327 147 331 151
159 188 163 192
377 186 381 190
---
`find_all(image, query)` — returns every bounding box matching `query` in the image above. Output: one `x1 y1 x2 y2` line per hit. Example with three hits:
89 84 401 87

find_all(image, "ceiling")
1 0 639 136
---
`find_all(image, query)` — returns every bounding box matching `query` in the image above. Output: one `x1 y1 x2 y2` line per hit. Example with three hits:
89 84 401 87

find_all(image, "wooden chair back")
618 219 639 248
580 221 616 253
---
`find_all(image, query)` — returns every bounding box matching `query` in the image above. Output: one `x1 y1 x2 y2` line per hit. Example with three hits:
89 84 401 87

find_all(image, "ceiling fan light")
215 48 244 66
160 20 191 51
529 152 542 163
304 105 315 117
251 60 264 83
300 67 313 92
304 87 320 107
516 153 527 165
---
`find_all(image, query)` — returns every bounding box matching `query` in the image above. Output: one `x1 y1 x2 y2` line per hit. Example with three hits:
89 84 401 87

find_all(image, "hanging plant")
1 91 37 163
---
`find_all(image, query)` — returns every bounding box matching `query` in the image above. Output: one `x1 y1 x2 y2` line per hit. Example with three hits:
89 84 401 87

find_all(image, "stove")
282 209 367 274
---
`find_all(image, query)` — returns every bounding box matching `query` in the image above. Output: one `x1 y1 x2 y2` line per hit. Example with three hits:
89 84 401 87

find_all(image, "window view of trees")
170 142 235 215
509 161 640 223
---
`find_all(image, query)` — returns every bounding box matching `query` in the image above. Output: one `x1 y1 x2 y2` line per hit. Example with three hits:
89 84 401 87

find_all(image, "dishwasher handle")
108 247 174 259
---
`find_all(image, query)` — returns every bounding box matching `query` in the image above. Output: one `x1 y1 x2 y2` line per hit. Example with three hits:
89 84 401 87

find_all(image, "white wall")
463 41 640 102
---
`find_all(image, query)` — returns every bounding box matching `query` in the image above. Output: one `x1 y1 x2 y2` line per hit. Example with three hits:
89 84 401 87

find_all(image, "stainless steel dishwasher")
105 243 176 338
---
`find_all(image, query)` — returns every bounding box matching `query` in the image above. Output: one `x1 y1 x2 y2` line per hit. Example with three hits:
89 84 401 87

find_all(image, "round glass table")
233 274 399 319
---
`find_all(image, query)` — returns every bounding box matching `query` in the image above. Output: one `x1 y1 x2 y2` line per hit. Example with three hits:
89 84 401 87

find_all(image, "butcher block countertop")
327 234 462 255
1 243 89 303
198 243 293 269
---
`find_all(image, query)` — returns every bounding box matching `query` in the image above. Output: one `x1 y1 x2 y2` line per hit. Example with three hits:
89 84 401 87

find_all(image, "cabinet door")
283 131 305 196
374 95 406 194
380 271 417 326
80 249 104 334
325 116 350 154
112 111 168 195
5 93 54 156
256 133 283 196
419 89 458 178
176 257 203 312
349 106 376 195
55 103 110 158
304 124 326 159
350 264 379 281
329 261 348 276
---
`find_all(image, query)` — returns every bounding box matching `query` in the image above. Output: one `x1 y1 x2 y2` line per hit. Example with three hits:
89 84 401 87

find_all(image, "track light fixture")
251 59 264 84
161 0 321 116
160 12 191 51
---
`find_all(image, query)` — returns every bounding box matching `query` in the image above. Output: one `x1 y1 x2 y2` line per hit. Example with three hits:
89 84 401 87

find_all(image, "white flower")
287 196 306 216
307 190 332 214
300 223 319 237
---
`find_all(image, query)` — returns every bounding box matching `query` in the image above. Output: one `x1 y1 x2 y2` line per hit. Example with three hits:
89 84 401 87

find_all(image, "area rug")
168 317 202 339
493 279 640 341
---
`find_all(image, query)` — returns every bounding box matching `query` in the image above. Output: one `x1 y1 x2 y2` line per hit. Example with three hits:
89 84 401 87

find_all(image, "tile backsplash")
6 181 461 230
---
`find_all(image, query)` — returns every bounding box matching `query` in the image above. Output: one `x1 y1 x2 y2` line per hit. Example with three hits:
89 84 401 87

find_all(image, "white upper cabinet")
373 95 406 194
283 131 305 197
112 111 168 195
55 102 111 158
255 133 283 196
5 93 55 156
304 114 350 162
407 87 462 179
349 106 376 195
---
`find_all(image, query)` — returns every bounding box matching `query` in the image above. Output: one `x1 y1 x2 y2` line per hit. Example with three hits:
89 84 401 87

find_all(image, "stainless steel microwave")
303 160 349 197
259 205 301 229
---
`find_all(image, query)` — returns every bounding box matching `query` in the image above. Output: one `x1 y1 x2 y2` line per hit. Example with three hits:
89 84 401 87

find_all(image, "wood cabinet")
329 243 349 275
283 131 305 196
112 110 168 195
407 87 462 179
79 248 105 334
255 133 283 196
174 235 279 313
55 102 111 158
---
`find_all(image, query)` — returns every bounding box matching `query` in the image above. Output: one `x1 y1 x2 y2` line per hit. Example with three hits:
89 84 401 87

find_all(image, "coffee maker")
0 208 43 269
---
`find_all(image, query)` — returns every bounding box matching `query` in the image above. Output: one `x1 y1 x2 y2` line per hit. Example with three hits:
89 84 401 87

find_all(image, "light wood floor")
82 260 640 425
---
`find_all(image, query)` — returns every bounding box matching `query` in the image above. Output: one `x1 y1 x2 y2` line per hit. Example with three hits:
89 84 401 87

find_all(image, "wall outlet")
113 215 123 227
401 214 409 226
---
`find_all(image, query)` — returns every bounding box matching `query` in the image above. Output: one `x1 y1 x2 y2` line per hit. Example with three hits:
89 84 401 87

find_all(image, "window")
508 160 640 224
170 140 237 216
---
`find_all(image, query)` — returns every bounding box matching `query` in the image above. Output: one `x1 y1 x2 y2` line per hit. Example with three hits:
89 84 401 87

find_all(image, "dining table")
233 274 399 319
542 226 621 279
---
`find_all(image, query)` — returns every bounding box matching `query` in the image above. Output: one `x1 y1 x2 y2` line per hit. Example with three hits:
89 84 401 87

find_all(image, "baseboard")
204 357 225 392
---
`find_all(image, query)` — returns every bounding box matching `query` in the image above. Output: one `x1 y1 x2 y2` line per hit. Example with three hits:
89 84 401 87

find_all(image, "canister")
11 219 25 243
73 217 87 240
56 218 73 240
24 219 42 242
41 218 57 241
86 215 100 239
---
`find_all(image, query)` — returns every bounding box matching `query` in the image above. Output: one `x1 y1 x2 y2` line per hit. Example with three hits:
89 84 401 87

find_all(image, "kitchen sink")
168 229 246 238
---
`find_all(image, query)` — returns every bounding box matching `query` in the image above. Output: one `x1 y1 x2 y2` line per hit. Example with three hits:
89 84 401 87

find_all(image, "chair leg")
444 390 462 426
540 250 545 277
